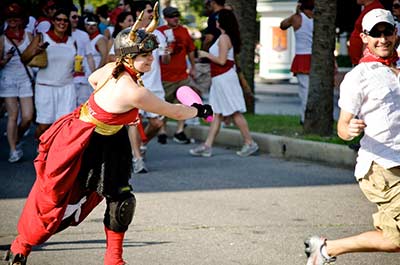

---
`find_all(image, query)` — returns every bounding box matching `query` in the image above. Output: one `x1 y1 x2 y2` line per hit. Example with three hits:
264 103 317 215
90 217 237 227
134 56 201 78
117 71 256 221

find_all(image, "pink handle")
176 86 213 123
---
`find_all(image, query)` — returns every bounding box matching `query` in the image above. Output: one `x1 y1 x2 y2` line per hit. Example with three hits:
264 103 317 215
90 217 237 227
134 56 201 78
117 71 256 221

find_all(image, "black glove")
191 103 213 119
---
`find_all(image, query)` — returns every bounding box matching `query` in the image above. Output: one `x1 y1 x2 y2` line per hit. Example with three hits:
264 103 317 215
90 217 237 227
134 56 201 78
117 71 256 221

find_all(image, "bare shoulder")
219 34 232 48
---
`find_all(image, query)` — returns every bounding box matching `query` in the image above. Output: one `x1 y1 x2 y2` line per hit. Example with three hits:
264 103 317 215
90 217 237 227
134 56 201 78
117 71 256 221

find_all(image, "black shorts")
77 127 133 198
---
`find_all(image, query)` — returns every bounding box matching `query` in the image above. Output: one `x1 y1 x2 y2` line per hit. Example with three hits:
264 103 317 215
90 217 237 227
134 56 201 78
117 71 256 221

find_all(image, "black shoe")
157 133 167 144
5 251 27 265
173 131 190 144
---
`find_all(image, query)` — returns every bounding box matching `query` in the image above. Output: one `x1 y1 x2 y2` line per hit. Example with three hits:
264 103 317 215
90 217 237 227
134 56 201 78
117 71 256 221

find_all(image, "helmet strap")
123 59 144 86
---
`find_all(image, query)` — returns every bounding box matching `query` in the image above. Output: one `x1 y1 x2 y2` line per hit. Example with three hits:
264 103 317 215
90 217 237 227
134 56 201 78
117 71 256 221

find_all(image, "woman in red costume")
5 4 213 265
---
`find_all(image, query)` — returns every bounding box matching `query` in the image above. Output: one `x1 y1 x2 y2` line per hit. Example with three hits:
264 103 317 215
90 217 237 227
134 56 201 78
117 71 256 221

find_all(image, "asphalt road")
0 81 395 264
0 129 398 264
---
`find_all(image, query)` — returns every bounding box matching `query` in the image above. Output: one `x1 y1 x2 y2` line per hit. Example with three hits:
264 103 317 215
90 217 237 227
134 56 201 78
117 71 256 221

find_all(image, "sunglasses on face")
146 9 153 14
71 15 80 20
365 27 395 38
393 3 400 9
55 17 69 23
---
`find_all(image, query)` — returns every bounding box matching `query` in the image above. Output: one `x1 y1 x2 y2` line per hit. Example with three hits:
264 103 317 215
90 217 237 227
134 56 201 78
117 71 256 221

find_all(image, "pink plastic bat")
176 86 213 122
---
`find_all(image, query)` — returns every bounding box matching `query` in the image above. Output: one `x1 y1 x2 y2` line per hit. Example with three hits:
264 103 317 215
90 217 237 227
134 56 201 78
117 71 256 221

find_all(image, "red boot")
104 226 126 265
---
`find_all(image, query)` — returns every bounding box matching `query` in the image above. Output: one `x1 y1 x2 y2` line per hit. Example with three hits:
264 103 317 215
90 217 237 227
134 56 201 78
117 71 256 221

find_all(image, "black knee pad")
104 192 136 232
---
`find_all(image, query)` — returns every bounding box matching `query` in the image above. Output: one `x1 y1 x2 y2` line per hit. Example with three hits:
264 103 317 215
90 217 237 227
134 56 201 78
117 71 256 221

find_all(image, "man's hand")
347 118 366 139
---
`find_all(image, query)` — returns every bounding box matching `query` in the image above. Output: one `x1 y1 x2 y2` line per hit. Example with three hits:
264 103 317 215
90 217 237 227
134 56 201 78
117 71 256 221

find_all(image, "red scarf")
5 28 24 42
89 30 100 40
47 29 68 43
359 47 399 66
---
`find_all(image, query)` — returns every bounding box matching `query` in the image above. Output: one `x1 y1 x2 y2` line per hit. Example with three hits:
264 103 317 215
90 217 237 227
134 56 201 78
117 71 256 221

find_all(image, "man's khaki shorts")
162 78 195 104
359 162 400 246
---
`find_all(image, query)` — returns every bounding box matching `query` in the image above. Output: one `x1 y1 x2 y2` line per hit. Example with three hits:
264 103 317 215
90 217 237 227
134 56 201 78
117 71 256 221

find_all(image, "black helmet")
114 2 160 58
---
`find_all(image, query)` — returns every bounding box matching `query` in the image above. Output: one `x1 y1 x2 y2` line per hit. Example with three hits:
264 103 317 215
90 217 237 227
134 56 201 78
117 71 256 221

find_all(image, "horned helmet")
114 2 159 58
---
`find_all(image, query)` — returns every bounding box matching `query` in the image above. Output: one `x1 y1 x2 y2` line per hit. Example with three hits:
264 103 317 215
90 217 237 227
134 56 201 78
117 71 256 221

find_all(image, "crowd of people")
4 0 400 264
0 1 259 263
0 0 259 167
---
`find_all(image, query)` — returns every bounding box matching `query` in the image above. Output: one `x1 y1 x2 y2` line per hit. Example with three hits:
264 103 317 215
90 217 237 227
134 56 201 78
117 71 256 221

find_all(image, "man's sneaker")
173 131 190 144
189 144 212 157
8 149 23 163
236 142 259 157
140 144 147 156
304 236 336 265
133 157 148 174
157 133 167 144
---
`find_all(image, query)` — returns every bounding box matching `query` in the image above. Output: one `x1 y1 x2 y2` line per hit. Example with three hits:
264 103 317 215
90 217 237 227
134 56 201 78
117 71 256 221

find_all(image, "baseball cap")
362 8 395 33
84 14 97 25
163 6 180 18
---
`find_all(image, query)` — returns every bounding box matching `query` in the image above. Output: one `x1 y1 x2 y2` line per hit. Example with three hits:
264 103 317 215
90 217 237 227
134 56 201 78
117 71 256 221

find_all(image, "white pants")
297 74 309 123
75 83 93 107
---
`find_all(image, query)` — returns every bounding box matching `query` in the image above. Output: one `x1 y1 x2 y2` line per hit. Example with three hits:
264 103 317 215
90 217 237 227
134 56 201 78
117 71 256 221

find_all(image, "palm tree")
303 0 337 136
226 0 257 113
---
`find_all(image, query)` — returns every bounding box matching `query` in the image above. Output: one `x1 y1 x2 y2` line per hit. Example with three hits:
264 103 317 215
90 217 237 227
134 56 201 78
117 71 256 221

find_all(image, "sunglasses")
71 15 80 20
55 17 69 23
393 3 400 9
146 9 153 13
365 27 395 38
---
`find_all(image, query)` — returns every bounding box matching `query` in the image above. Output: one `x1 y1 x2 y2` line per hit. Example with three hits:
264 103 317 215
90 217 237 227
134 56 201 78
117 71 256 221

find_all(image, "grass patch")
200 113 360 146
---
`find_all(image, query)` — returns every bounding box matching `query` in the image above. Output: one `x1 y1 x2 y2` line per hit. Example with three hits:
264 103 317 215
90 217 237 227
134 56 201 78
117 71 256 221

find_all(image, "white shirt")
339 62 400 179
142 30 166 98
72 29 94 84
36 33 76 86
35 20 51 34
295 12 313 55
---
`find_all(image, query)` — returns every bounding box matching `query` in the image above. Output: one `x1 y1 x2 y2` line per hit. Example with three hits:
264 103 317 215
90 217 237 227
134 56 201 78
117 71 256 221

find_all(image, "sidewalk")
180 77 356 168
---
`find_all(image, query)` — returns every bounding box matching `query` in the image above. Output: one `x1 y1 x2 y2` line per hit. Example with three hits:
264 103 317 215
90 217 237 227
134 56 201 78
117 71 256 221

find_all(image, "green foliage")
81 0 118 10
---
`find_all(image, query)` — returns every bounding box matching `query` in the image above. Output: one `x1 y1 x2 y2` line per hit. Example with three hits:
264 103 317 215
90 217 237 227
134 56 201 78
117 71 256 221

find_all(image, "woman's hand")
191 103 213 119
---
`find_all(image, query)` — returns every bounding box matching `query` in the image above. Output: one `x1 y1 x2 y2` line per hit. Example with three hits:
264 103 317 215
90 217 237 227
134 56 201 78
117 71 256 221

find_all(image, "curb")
167 123 357 168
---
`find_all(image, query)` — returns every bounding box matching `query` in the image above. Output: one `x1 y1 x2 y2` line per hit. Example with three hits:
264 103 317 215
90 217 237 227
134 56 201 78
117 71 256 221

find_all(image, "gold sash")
79 103 123 135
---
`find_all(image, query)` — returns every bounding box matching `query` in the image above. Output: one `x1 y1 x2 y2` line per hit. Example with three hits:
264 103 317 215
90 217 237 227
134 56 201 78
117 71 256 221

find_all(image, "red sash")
210 60 234 77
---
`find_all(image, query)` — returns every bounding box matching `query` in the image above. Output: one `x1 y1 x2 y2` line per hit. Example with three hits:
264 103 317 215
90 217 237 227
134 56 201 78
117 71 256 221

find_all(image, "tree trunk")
226 0 257 113
303 0 337 136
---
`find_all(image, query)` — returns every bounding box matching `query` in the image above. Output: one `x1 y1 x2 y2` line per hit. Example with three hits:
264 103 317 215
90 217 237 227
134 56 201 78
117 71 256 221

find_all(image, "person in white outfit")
83 14 108 72
126 1 170 174
21 8 77 140
280 0 314 124
0 3 34 163
304 9 400 265
69 7 97 107
190 9 259 157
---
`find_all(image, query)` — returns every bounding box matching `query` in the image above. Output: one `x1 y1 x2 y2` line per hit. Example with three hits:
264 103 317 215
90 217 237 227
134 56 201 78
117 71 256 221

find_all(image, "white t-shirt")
72 29 94 84
35 20 51 34
142 30 166 98
338 62 400 179
36 33 76 86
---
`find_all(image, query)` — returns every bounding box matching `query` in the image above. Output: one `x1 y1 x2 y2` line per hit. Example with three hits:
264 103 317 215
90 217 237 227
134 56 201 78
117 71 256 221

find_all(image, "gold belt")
79 102 123 136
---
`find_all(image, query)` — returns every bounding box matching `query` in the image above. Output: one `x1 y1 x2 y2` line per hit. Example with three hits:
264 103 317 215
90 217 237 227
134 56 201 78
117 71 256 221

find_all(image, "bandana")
5 28 24 42
47 29 68 43
359 47 399 66
89 30 100 40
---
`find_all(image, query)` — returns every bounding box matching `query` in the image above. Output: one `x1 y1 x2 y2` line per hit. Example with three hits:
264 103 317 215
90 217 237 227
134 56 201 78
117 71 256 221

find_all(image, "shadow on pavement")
0 118 356 200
